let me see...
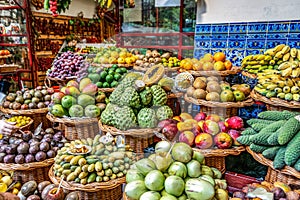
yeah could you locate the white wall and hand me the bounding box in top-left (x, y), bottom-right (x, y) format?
top-left (31, 0), bottom-right (97, 18)
top-left (197, 0), bottom-right (300, 24)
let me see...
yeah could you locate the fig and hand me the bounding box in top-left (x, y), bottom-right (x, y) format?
top-left (6, 144), bottom-right (17, 154)
top-left (46, 150), bottom-right (56, 158)
top-left (45, 128), bottom-right (54, 135)
top-left (41, 184), bottom-right (56, 200)
top-left (15, 154), bottom-right (25, 164)
top-left (43, 134), bottom-right (53, 139)
top-left (0, 145), bottom-right (7, 153)
top-left (21, 180), bottom-right (37, 196)
top-left (46, 187), bottom-right (65, 200)
top-left (28, 139), bottom-right (39, 145)
top-left (0, 153), bottom-right (5, 162)
top-left (39, 142), bottom-right (50, 152)
top-left (272, 187), bottom-right (286, 200)
top-left (37, 181), bottom-right (51, 194)
top-left (22, 132), bottom-right (32, 142)
top-left (3, 155), bottom-right (15, 163)
top-left (27, 195), bottom-right (40, 200)
top-left (53, 133), bottom-right (63, 142)
top-left (35, 151), bottom-right (46, 162)
top-left (41, 138), bottom-right (51, 143)
top-left (17, 142), bottom-right (30, 154)
top-left (25, 154), bottom-right (35, 163)
top-left (14, 138), bottom-right (24, 145)
top-left (29, 145), bottom-right (40, 154)
top-left (9, 137), bottom-right (17, 144)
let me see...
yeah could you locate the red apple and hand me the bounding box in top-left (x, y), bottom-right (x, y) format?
top-left (51, 92), bottom-right (65, 104)
top-left (158, 119), bottom-right (178, 130)
top-left (162, 124), bottom-right (179, 141)
top-left (203, 120), bottom-right (220, 135)
top-left (179, 131), bottom-right (195, 146)
top-left (218, 121), bottom-right (229, 133)
top-left (205, 114), bottom-right (221, 122)
top-left (195, 133), bottom-right (214, 149)
top-left (194, 112), bottom-right (207, 122)
top-left (228, 129), bottom-right (242, 146)
top-left (214, 132), bottom-right (233, 149)
top-left (226, 116), bottom-right (244, 130)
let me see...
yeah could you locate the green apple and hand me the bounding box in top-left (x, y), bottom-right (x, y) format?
top-left (220, 90), bottom-right (235, 102)
top-left (233, 90), bottom-right (246, 101)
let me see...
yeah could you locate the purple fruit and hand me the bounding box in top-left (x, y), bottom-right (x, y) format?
top-left (25, 154), bottom-right (35, 163)
top-left (35, 151), bottom-right (46, 162)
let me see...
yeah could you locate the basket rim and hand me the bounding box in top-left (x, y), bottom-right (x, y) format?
top-left (46, 76), bottom-right (77, 83)
top-left (133, 65), bottom-right (180, 72)
top-left (251, 90), bottom-right (300, 108)
top-left (98, 88), bottom-right (115, 92)
top-left (98, 120), bottom-right (160, 137)
top-left (246, 146), bottom-right (300, 179)
top-left (193, 146), bottom-right (246, 157)
top-left (0, 158), bottom-right (54, 171)
top-left (90, 63), bottom-right (133, 68)
top-left (181, 66), bottom-right (240, 76)
top-left (184, 94), bottom-right (254, 108)
top-left (241, 70), bottom-right (257, 79)
top-left (18, 118), bottom-right (34, 130)
top-left (46, 113), bottom-right (99, 126)
top-left (49, 165), bottom-right (126, 192)
top-left (0, 106), bottom-right (49, 115)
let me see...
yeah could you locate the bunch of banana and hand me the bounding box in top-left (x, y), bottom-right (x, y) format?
top-left (277, 60), bottom-right (300, 78)
top-left (241, 54), bottom-right (274, 74)
top-left (97, 0), bottom-right (113, 8)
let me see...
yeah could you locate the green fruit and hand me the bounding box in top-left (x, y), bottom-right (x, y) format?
top-left (112, 64), bottom-right (118, 69)
top-left (115, 68), bottom-right (122, 74)
top-left (120, 67), bottom-right (127, 74)
top-left (61, 95), bottom-right (77, 109)
top-left (77, 94), bottom-right (96, 107)
top-left (105, 75), bottom-right (114, 83)
top-left (87, 67), bottom-right (94, 73)
top-left (108, 70), bottom-right (115, 75)
top-left (110, 81), bottom-right (118, 88)
top-left (69, 105), bottom-right (84, 117)
top-left (100, 71), bottom-right (108, 80)
top-left (85, 105), bottom-right (101, 118)
top-left (88, 73), bottom-right (101, 84)
top-left (103, 82), bottom-right (110, 88)
top-left (51, 104), bottom-right (65, 117)
top-left (96, 82), bottom-right (103, 88)
top-left (114, 73), bottom-right (122, 81)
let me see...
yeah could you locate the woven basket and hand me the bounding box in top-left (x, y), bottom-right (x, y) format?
top-left (45, 76), bottom-right (77, 88)
top-left (99, 120), bottom-right (158, 157)
top-left (0, 107), bottom-right (50, 129)
top-left (184, 94), bottom-right (254, 118)
top-left (0, 158), bottom-right (54, 184)
top-left (46, 114), bottom-right (99, 140)
top-left (246, 146), bottom-right (300, 186)
top-left (193, 146), bottom-right (245, 174)
top-left (18, 118), bottom-right (34, 131)
top-left (91, 63), bottom-right (133, 69)
top-left (49, 166), bottom-right (124, 200)
top-left (133, 65), bottom-right (180, 72)
top-left (250, 90), bottom-right (300, 112)
top-left (182, 66), bottom-right (241, 77)
top-left (241, 70), bottom-right (257, 79)
top-left (98, 88), bottom-right (115, 93)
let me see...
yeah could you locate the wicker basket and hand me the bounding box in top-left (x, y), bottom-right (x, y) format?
top-left (18, 118), bottom-right (34, 131)
top-left (0, 158), bottom-right (54, 184)
top-left (246, 146), bottom-right (300, 186)
top-left (251, 90), bottom-right (300, 112)
top-left (98, 88), bottom-right (115, 93)
top-left (0, 107), bottom-right (50, 129)
top-left (99, 120), bottom-right (158, 157)
top-left (193, 146), bottom-right (245, 174)
top-left (181, 66), bottom-right (241, 77)
top-left (184, 94), bottom-right (254, 118)
top-left (133, 65), bottom-right (180, 72)
top-left (241, 71), bottom-right (257, 79)
top-left (49, 166), bottom-right (124, 200)
top-left (91, 63), bottom-right (133, 69)
top-left (45, 76), bottom-right (77, 88)
top-left (46, 114), bottom-right (99, 141)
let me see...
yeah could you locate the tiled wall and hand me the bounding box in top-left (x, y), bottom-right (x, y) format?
top-left (194, 20), bottom-right (300, 67)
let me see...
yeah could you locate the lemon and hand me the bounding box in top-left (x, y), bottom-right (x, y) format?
top-left (0, 183), bottom-right (7, 193)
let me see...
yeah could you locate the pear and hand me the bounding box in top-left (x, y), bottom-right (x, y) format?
top-left (220, 90), bottom-right (235, 102)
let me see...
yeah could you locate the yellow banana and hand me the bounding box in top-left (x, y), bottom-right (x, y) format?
top-left (277, 93), bottom-right (285, 99)
top-left (274, 44), bottom-right (286, 53)
top-left (278, 62), bottom-right (291, 70)
top-left (264, 55), bottom-right (273, 61)
top-left (296, 80), bottom-right (300, 87)
top-left (253, 55), bottom-right (260, 60)
top-left (266, 84), bottom-right (278, 91)
top-left (282, 52), bottom-right (290, 61)
top-left (274, 87), bottom-right (283, 93)
top-left (283, 86), bottom-right (291, 93)
top-left (107, 0), bottom-right (112, 8)
top-left (277, 81), bottom-right (286, 88)
top-left (291, 61), bottom-right (299, 69)
top-left (264, 49), bottom-right (275, 56)
top-left (289, 56), bottom-right (294, 62)
top-left (281, 45), bottom-right (291, 54)
top-left (285, 78), bottom-right (294, 87)
top-left (290, 48), bottom-right (297, 58)
top-left (274, 51), bottom-right (284, 60)
top-left (269, 60), bottom-right (276, 65)
top-left (297, 49), bottom-right (300, 60)
top-left (291, 68), bottom-right (300, 78)
top-left (291, 86), bottom-right (300, 94)
top-left (256, 55), bottom-right (265, 61)
top-left (281, 67), bottom-right (292, 77)
top-left (243, 55), bottom-right (254, 61)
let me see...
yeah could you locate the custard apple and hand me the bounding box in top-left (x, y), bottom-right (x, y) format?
top-left (137, 108), bottom-right (158, 128)
top-left (114, 106), bottom-right (137, 130)
top-left (100, 103), bottom-right (119, 126)
top-left (120, 86), bottom-right (141, 109)
top-left (139, 87), bottom-right (152, 106)
top-left (151, 85), bottom-right (167, 106)
top-left (109, 85), bottom-right (125, 104)
top-left (119, 76), bottom-right (138, 89)
top-left (156, 105), bottom-right (173, 121)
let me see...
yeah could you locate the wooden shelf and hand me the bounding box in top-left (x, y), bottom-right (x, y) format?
top-left (0, 43), bottom-right (27, 47)
top-left (0, 5), bottom-right (25, 10)
top-left (0, 34), bottom-right (27, 37)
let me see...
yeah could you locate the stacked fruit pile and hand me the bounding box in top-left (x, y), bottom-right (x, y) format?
top-left (5, 116), bottom-right (32, 128)
top-left (49, 78), bottom-right (106, 118)
top-left (93, 46), bottom-right (136, 65)
top-left (179, 52), bottom-right (233, 71)
top-left (53, 134), bottom-right (134, 184)
top-left (124, 141), bottom-right (229, 200)
top-left (0, 171), bottom-right (18, 194)
top-left (238, 110), bottom-right (300, 171)
top-left (0, 128), bottom-right (66, 164)
top-left (0, 50), bottom-right (10, 57)
top-left (47, 51), bottom-right (85, 80)
top-left (186, 76), bottom-right (251, 102)
top-left (232, 181), bottom-right (300, 200)
top-left (100, 72), bottom-right (174, 130)
top-left (17, 180), bottom-right (79, 200)
top-left (1, 86), bottom-right (54, 110)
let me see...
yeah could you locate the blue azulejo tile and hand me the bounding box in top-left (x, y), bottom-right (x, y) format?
top-left (228, 40), bottom-right (245, 48)
top-left (226, 49), bottom-right (245, 66)
top-left (288, 40), bottom-right (300, 48)
top-left (268, 23), bottom-right (290, 32)
top-left (211, 40), bottom-right (227, 48)
top-left (248, 23), bottom-right (267, 32)
top-left (194, 38), bottom-right (211, 48)
top-left (290, 22), bottom-right (300, 31)
top-left (246, 49), bottom-right (264, 55)
top-left (211, 24), bottom-right (229, 33)
top-left (266, 40), bottom-right (288, 48)
top-left (229, 34), bottom-right (246, 40)
top-left (246, 40), bottom-right (265, 49)
top-left (195, 34), bottom-right (211, 39)
top-left (211, 48), bottom-right (227, 55)
top-left (195, 24), bottom-right (211, 34)
top-left (266, 33), bottom-right (288, 39)
top-left (194, 48), bottom-right (211, 59)
top-left (229, 24), bottom-right (247, 33)
top-left (247, 34), bottom-right (266, 39)
top-left (211, 33), bottom-right (229, 39)
top-left (288, 33), bottom-right (300, 39)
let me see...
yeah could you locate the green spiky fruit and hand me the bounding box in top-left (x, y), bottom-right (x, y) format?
top-left (139, 87), bottom-right (152, 106)
top-left (120, 87), bottom-right (141, 109)
top-left (109, 85), bottom-right (125, 104)
top-left (137, 108), bottom-right (158, 128)
top-left (114, 106), bottom-right (137, 130)
top-left (100, 103), bottom-right (119, 126)
top-left (151, 85), bottom-right (167, 106)
top-left (156, 105), bottom-right (173, 121)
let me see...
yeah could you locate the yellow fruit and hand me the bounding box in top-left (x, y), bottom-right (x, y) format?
top-left (0, 183), bottom-right (7, 193)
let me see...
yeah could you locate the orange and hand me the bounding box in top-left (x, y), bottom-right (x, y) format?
top-left (224, 60), bottom-right (232, 70)
top-left (213, 52), bottom-right (226, 62)
top-left (213, 61), bottom-right (226, 71)
top-left (202, 62), bottom-right (214, 71)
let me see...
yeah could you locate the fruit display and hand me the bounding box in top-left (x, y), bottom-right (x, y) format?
top-left (241, 44), bottom-right (300, 75)
top-left (0, 128), bottom-right (67, 164)
top-left (93, 46), bottom-right (136, 65)
top-left (5, 116), bottom-right (32, 128)
top-left (124, 141), bottom-right (229, 200)
top-left (18, 180), bottom-right (79, 200)
top-left (237, 110), bottom-right (300, 171)
top-left (161, 112), bottom-right (244, 149)
top-left (174, 71), bottom-right (194, 92)
top-left (44, 0), bottom-right (72, 17)
top-left (52, 134), bottom-right (135, 184)
top-left (49, 78), bottom-right (106, 118)
top-left (0, 170), bottom-right (19, 194)
top-left (232, 181), bottom-right (300, 200)
top-left (0, 50), bottom-right (10, 57)
top-left (179, 52), bottom-right (233, 71)
top-left (100, 71), bottom-right (174, 130)
top-left (1, 86), bottom-right (54, 110)
top-left (77, 64), bottom-right (128, 88)
top-left (47, 51), bottom-right (85, 80)
top-left (186, 76), bottom-right (251, 102)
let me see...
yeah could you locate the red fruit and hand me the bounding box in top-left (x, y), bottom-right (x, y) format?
top-left (228, 129), bottom-right (242, 146)
top-left (214, 132), bottom-right (233, 149)
top-left (51, 92), bottom-right (65, 104)
top-left (179, 131), bottom-right (195, 146)
top-left (218, 121), bottom-right (229, 133)
top-left (158, 119), bottom-right (178, 130)
top-left (203, 120), bottom-right (220, 135)
top-left (47, 87), bottom-right (55, 95)
top-left (205, 114), bottom-right (221, 122)
top-left (194, 112), bottom-right (207, 122)
top-left (226, 116), bottom-right (244, 130)
top-left (191, 127), bottom-right (201, 136)
top-left (162, 124), bottom-right (179, 141)
top-left (195, 133), bottom-right (214, 149)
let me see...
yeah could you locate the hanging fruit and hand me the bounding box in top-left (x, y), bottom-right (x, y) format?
top-left (44, 0), bottom-right (72, 17)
